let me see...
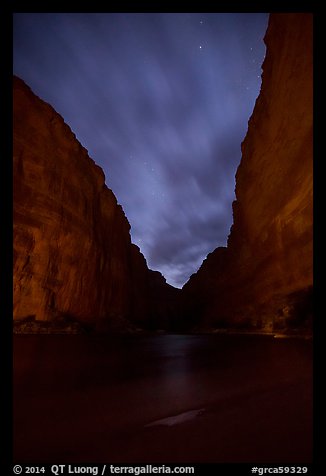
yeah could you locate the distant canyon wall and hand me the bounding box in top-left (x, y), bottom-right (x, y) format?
top-left (13, 76), bottom-right (179, 332)
top-left (182, 13), bottom-right (313, 332)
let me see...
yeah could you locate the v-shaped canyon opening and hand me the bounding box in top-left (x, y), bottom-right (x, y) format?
top-left (13, 13), bottom-right (312, 336)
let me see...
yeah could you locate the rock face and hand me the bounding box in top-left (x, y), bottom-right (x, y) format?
top-left (13, 76), bottom-right (179, 331)
top-left (183, 13), bottom-right (313, 333)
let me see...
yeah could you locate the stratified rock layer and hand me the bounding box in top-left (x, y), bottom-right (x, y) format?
top-left (183, 13), bottom-right (313, 333)
top-left (13, 76), bottom-right (179, 331)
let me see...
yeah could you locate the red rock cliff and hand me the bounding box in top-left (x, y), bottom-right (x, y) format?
top-left (13, 76), bottom-right (179, 331)
top-left (183, 13), bottom-right (313, 333)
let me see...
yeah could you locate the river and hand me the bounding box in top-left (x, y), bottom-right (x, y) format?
top-left (13, 333), bottom-right (312, 463)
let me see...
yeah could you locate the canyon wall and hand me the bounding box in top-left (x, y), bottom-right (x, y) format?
top-left (13, 13), bottom-right (313, 334)
top-left (13, 76), bottom-right (179, 332)
top-left (183, 13), bottom-right (313, 333)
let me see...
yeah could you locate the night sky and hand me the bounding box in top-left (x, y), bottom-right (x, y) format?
top-left (13, 13), bottom-right (269, 288)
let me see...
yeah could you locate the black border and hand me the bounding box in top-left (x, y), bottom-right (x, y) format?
top-left (1, 3), bottom-right (14, 474)
top-left (4, 2), bottom-right (319, 474)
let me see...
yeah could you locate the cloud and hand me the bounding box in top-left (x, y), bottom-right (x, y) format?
top-left (13, 12), bottom-right (269, 287)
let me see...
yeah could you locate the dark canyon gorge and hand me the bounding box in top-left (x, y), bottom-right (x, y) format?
top-left (13, 13), bottom-right (313, 335)
top-left (12, 12), bottom-right (313, 467)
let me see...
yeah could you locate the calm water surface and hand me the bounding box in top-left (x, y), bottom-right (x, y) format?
top-left (13, 334), bottom-right (312, 463)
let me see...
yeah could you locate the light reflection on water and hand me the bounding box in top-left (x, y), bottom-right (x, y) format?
top-left (14, 333), bottom-right (312, 413)
top-left (13, 333), bottom-right (313, 463)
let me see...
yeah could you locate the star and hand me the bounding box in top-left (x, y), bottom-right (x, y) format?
top-left (199, 45), bottom-right (202, 49)
top-left (200, 20), bottom-right (203, 24)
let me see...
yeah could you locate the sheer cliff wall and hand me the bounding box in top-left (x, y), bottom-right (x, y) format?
top-left (13, 76), bottom-right (179, 331)
top-left (183, 13), bottom-right (313, 333)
